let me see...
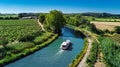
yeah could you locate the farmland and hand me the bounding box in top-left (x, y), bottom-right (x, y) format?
top-left (0, 19), bottom-right (41, 42)
top-left (91, 21), bottom-right (120, 31)
top-left (111, 34), bottom-right (120, 43)
top-left (93, 18), bottom-right (120, 22)
top-left (83, 16), bottom-right (120, 22)
top-left (0, 20), bottom-right (37, 25)
top-left (0, 19), bottom-right (59, 66)
top-left (0, 14), bottom-right (18, 18)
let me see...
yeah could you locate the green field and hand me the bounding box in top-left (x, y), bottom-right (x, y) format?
top-left (0, 14), bottom-right (18, 18)
top-left (83, 16), bottom-right (120, 22)
top-left (0, 19), bottom-right (37, 25)
top-left (0, 19), bottom-right (46, 64)
top-left (0, 19), bottom-right (41, 42)
top-left (93, 18), bottom-right (120, 22)
top-left (0, 18), bottom-right (57, 66)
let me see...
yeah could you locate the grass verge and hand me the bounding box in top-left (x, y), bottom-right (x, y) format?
top-left (86, 39), bottom-right (98, 67)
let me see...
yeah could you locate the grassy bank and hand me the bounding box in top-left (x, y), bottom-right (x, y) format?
top-left (65, 24), bottom-right (90, 67)
top-left (68, 38), bottom-right (89, 67)
top-left (0, 33), bottom-right (58, 66)
top-left (67, 24), bottom-right (100, 67)
top-left (66, 24), bottom-right (90, 67)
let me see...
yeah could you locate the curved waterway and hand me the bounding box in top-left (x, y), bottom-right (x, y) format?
top-left (5, 27), bottom-right (84, 67)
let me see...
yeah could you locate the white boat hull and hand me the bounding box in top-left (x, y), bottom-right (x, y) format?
top-left (60, 40), bottom-right (72, 50)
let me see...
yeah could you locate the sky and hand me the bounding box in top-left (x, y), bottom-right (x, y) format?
top-left (0, 0), bottom-right (120, 14)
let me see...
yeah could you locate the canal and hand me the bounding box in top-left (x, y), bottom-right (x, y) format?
top-left (5, 27), bottom-right (84, 67)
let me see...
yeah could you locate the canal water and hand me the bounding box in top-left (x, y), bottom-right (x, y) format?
top-left (5, 27), bottom-right (84, 67)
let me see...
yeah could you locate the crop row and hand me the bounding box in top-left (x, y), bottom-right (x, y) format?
top-left (0, 19), bottom-right (41, 42)
top-left (0, 19), bottom-right (37, 25)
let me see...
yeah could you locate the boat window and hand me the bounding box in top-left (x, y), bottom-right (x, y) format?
top-left (62, 45), bottom-right (66, 47)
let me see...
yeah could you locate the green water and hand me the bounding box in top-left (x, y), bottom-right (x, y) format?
top-left (5, 27), bottom-right (84, 67)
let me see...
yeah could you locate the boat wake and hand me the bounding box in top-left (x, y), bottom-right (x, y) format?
top-left (55, 49), bottom-right (64, 56)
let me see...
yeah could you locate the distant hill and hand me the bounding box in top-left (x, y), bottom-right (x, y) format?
top-left (81, 12), bottom-right (120, 18)
top-left (64, 12), bottom-right (120, 19)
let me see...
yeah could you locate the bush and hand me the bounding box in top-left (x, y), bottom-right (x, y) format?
top-left (34, 32), bottom-right (53, 44)
top-left (114, 26), bottom-right (120, 34)
top-left (7, 42), bottom-right (35, 54)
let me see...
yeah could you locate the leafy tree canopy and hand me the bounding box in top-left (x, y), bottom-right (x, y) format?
top-left (38, 13), bottom-right (45, 24)
top-left (44, 10), bottom-right (65, 33)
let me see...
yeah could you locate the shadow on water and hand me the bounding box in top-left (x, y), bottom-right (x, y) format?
top-left (61, 26), bottom-right (85, 39)
top-left (66, 43), bottom-right (73, 51)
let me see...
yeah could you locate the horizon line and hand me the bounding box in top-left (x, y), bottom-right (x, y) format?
top-left (0, 11), bottom-right (120, 15)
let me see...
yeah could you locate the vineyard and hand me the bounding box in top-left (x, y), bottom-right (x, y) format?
top-left (0, 19), bottom-right (42, 42)
top-left (0, 20), bottom-right (36, 25)
top-left (0, 19), bottom-right (42, 60)
top-left (0, 19), bottom-right (59, 66)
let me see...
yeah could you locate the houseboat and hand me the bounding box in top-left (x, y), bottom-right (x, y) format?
top-left (60, 40), bottom-right (71, 50)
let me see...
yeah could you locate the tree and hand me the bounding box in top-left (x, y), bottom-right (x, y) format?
top-left (0, 17), bottom-right (3, 19)
top-left (74, 15), bottom-right (82, 26)
top-left (38, 13), bottom-right (45, 24)
top-left (44, 10), bottom-right (65, 34)
top-left (92, 18), bottom-right (95, 21)
top-left (75, 14), bottom-right (82, 19)
top-left (114, 26), bottom-right (120, 34)
top-left (66, 14), bottom-right (90, 27)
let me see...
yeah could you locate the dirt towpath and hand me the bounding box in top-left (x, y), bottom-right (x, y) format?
top-left (77, 38), bottom-right (92, 67)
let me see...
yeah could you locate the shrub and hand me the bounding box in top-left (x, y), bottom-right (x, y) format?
top-left (7, 42), bottom-right (35, 54)
top-left (114, 26), bottom-right (120, 34)
top-left (34, 32), bottom-right (53, 44)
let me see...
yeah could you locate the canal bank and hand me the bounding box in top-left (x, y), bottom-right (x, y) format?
top-left (65, 24), bottom-right (93, 67)
top-left (5, 27), bottom-right (85, 67)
